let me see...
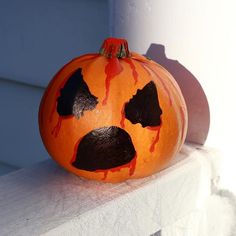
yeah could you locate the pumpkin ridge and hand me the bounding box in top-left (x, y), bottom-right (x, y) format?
top-left (179, 105), bottom-right (187, 145)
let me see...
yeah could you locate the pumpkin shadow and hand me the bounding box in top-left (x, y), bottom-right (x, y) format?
top-left (145, 44), bottom-right (210, 145)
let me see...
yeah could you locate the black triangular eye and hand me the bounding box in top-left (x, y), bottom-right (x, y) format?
top-left (124, 81), bottom-right (162, 127)
top-left (57, 68), bottom-right (98, 118)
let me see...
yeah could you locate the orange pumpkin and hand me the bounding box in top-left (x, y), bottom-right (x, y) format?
top-left (39, 38), bottom-right (188, 183)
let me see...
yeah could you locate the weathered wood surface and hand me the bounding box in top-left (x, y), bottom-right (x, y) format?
top-left (0, 144), bottom-right (219, 235)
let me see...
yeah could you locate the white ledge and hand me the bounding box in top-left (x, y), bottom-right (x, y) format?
top-left (0, 144), bottom-right (219, 236)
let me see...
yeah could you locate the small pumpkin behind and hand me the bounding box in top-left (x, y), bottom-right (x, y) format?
top-left (39, 37), bottom-right (188, 183)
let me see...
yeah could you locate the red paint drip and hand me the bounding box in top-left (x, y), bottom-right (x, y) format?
top-left (120, 103), bottom-right (127, 128)
top-left (51, 115), bottom-right (74, 138)
top-left (95, 154), bottom-right (137, 180)
top-left (100, 38), bottom-right (132, 105)
top-left (147, 125), bottom-right (162, 153)
top-left (102, 57), bottom-right (123, 105)
top-left (51, 116), bottom-right (63, 137)
top-left (101, 170), bottom-right (109, 180)
top-left (134, 59), bottom-right (173, 107)
top-left (129, 153), bottom-right (137, 176)
top-left (71, 138), bottom-right (82, 164)
top-left (123, 58), bottom-right (138, 84)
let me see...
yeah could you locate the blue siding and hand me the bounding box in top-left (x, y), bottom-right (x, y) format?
top-left (0, 0), bottom-right (109, 87)
top-left (0, 79), bottom-right (49, 167)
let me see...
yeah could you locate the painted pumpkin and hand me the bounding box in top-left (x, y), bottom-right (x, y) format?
top-left (39, 38), bottom-right (188, 183)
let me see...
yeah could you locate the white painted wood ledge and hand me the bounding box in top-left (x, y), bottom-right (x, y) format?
top-left (0, 144), bottom-right (220, 236)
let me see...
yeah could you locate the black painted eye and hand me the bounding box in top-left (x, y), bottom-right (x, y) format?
top-left (124, 81), bottom-right (162, 127)
top-left (57, 68), bottom-right (98, 118)
top-left (72, 126), bottom-right (136, 171)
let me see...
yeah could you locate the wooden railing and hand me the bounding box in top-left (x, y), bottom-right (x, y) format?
top-left (0, 144), bottom-right (220, 235)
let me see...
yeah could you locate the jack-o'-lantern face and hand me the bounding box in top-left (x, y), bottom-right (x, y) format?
top-left (39, 38), bottom-right (187, 183)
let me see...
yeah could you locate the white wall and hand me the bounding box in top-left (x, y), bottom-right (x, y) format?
top-left (110, 0), bottom-right (236, 190)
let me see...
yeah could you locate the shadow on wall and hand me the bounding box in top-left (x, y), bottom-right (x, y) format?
top-left (146, 44), bottom-right (210, 145)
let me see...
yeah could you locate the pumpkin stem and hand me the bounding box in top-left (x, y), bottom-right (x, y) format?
top-left (99, 38), bottom-right (130, 58)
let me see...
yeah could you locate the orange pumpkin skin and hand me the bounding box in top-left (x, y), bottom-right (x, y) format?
top-left (39, 38), bottom-right (187, 183)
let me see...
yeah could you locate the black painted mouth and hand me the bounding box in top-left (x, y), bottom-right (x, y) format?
top-left (72, 126), bottom-right (136, 171)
